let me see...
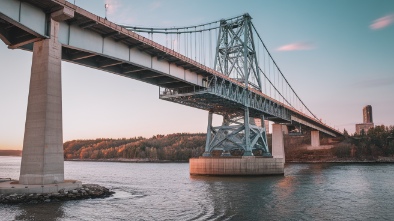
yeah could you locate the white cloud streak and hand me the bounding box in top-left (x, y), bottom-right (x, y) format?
top-left (370, 14), bottom-right (394, 30)
top-left (276, 42), bottom-right (315, 51)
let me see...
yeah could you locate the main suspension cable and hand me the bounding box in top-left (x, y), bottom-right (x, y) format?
top-left (252, 23), bottom-right (321, 122)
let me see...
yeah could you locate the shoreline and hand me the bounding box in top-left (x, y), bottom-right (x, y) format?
top-left (5, 156), bottom-right (394, 164)
top-left (66, 158), bottom-right (394, 164)
top-left (286, 161), bottom-right (394, 164)
top-left (65, 158), bottom-right (189, 163)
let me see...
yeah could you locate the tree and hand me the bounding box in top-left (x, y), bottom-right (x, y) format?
top-left (343, 129), bottom-right (349, 138)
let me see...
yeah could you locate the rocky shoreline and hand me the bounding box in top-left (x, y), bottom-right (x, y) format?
top-left (66, 158), bottom-right (188, 163)
top-left (0, 184), bottom-right (114, 204)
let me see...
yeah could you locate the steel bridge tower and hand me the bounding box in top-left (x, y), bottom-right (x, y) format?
top-left (204, 14), bottom-right (270, 157)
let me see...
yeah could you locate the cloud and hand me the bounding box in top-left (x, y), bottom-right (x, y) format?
top-left (276, 42), bottom-right (315, 51)
top-left (370, 14), bottom-right (394, 30)
top-left (353, 76), bottom-right (394, 88)
top-left (149, 1), bottom-right (162, 10)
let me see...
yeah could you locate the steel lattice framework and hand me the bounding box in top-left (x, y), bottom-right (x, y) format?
top-left (161, 14), bottom-right (275, 156)
top-left (215, 14), bottom-right (261, 91)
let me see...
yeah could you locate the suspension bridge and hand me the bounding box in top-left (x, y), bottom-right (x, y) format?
top-left (0, 0), bottom-right (342, 189)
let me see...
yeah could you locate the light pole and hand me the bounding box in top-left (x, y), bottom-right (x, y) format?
top-left (105, 4), bottom-right (109, 20)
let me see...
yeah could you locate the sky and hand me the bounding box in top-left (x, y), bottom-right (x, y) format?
top-left (0, 0), bottom-right (393, 150)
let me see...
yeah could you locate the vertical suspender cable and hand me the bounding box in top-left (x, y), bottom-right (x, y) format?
top-left (194, 27), bottom-right (197, 61)
top-left (208, 25), bottom-right (210, 68)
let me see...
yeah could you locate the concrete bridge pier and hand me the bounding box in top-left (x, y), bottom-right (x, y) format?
top-left (311, 130), bottom-right (320, 147)
top-left (272, 124), bottom-right (285, 160)
top-left (19, 18), bottom-right (64, 185)
top-left (189, 122), bottom-right (285, 176)
top-left (1, 8), bottom-right (81, 194)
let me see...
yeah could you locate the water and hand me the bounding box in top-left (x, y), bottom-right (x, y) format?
top-left (1, 157), bottom-right (394, 221)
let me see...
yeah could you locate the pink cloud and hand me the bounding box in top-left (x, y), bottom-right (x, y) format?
top-left (370, 14), bottom-right (394, 30)
top-left (150, 1), bottom-right (162, 10)
top-left (276, 42), bottom-right (315, 51)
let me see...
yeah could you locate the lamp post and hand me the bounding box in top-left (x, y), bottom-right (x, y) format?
top-left (105, 4), bottom-right (109, 20)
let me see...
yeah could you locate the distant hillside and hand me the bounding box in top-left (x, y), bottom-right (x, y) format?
top-left (0, 150), bottom-right (22, 156)
top-left (63, 133), bottom-right (206, 161)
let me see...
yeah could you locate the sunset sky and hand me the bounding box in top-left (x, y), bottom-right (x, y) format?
top-left (0, 0), bottom-right (393, 150)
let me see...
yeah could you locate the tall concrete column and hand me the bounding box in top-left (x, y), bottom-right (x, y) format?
top-left (311, 130), bottom-right (320, 147)
top-left (202, 111), bottom-right (213, 157)
top-left (272, 124), bottom-right (285, 159)
top-left (19, 19), bottom-right (64, 185)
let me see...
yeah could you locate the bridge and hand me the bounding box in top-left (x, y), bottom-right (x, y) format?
top-left (0, 0), bottom-right (341, 186)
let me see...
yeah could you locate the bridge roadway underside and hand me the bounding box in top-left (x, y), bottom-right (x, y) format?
top-left (160, 90), bottom-right (289, 121)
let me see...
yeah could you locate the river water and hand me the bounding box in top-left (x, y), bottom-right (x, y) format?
top-left (1, 156), bottom-right (394, 221)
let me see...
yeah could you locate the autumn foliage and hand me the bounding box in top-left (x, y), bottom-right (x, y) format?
top-left (63, 133), bottom-right (206, 161)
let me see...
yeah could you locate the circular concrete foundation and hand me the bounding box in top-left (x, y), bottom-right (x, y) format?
top-left (190, 156), bottom-right (284, 176)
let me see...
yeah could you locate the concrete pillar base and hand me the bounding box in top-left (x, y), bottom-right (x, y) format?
top-left (19, 174), bottom-right (64, 186)
top-left (190, 157), bottom-right (284, 176)
top-left (0, 180), bottom-right (82, 194)
top-left (311, 130), bottom-right (320, 147)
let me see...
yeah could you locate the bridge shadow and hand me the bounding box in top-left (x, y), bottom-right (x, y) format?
top-left (13, 202), bottom-right (64, 221)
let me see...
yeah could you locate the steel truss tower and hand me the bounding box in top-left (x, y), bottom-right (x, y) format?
top-left (203, 14), bottom-right (270, 157)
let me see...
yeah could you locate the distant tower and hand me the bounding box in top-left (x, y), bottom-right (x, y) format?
top-left (363, 105), bottom-right (373, 123)
top-left (356, 105), bottom-right (374, 134)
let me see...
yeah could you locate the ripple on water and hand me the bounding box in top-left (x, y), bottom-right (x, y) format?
top-left (1, 158), bottom-right (394, 220)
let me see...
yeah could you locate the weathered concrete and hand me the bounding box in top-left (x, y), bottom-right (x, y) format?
top-left (0, 180), bottom-right (81, 194)
top-left (19, 19), bottom-right (64, 185)
top-left (190, 157), bottom-right (284, 176)
top-left (272, 124), bottom-right (285, 159)
top-left (311, 130), bottom-right (320, 147)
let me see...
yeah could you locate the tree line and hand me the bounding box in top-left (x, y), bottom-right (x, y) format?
top-left (63, 133), bottom-right (206, 161)
top-left (332, 125), bottom-right (394, 160)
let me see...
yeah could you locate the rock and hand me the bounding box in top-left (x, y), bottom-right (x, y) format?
top-left (1, 184), bottom-right (114, 204)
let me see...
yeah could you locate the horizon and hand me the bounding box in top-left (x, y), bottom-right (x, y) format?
top-left (1, 0), bottom-right (394, 150)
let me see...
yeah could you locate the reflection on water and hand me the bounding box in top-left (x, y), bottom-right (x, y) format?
top-left (14, 202), bottom-right (64, 221)
top-left (1, 157), bottom-right (394, 221)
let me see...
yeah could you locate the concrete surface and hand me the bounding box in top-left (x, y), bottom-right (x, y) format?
top-left (19, 19), bottom-right (64, 185)
top-left (190, 157), bottom-right (284, 176)
top-left (311, 130), bottom-right (320, 147)
top-left (272, 124), bottom-right (285, 159)
top-left (0, 180), bottom-right (82, 194)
